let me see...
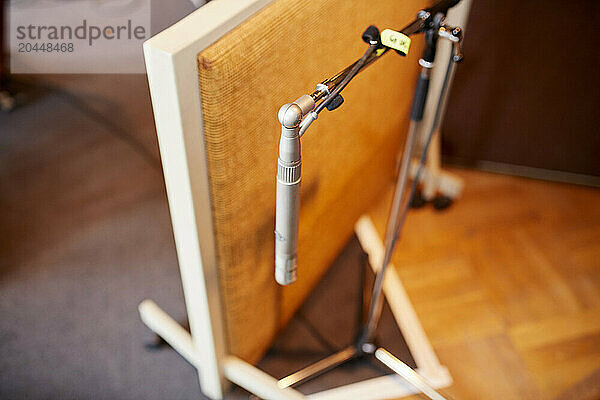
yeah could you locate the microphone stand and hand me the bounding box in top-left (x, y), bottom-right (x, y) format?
top-left (359, 15), bottom-right (464, 349)
top-left (273, 2), bottom-right (464, 398)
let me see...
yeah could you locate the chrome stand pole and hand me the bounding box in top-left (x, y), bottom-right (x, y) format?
top-left (359, 19), bottom-right (440, 345)
top-left (359, 23), bottom-right (463, 349)
top-left (360, 112), bottom-right (423, 345)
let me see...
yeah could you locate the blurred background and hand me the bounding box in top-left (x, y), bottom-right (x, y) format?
top-left (1, 0), bottom-right (599, 399)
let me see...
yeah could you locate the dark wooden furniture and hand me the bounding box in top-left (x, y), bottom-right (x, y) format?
top-left (442, 0), bottom-right (600, 180)
top-left (0, 0), bottom-right (5, 87)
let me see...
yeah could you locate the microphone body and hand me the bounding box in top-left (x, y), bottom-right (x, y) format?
top-left (275, 96), bottom-right (314, 285)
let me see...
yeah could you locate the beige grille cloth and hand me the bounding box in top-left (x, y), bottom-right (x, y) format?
top-left (198, 0), bottom-right (426, 363)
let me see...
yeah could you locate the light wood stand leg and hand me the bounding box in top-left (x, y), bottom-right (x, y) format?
top-left (410, 144), bottom-right (464, 202)
top-left (139, 300), bottom-right (307, 400)
top-left (139, 215), bottom-right (451, 400)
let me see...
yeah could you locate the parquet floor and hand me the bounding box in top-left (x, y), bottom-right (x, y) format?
top-left (367, 169), bottom-right (600, 399)
top-left (2, 75), bottom-right (598, 399)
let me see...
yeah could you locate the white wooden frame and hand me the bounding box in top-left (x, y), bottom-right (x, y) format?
top-left (139, 215), bottom-right (452, 400)
top-left (141, 0), bottom-right (456, 398)
top-left (142, 1), bottom-right (272, 397)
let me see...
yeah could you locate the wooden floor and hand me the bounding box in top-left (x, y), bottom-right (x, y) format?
top-left (367, 168), bottom-right (600, 400)
top-left (2, 76), bottom-right (599, 399)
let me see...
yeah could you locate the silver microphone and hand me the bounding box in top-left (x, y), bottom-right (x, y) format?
top-left (275, 95), bottom-right (315, 285)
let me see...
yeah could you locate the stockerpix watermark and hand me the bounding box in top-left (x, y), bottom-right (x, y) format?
top-left (9, 0), bottom-right (150, 73)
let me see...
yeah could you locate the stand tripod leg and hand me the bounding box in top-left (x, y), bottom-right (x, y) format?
top-left (277, 346), bottom-right (357, 389)
top-left (375, 348), bottom-right (448, 400)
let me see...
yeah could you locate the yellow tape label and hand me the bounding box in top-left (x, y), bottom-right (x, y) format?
top-left (381, 29), bottom-right (411, 55)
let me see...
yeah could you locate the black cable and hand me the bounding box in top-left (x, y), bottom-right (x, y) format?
top-left (12, 77), bottom-right (162, 171)
top-left (295, 311), bottom-right (339, 353)
top-left (59, 90), bottom-right (162, 171)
